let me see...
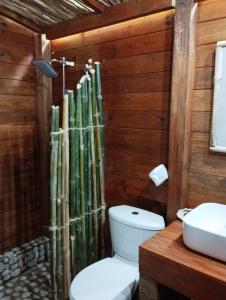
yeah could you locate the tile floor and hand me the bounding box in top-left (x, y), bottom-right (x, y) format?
top-left (0, 261), bottom-right (50, 300)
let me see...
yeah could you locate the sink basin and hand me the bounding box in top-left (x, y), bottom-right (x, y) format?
top-left (183, 203), bottom-right (226, 262)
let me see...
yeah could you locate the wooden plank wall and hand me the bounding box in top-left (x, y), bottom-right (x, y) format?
top-left (188, 0), bottom-right (226, 207)
top-left (0, 15), bottom-right (42, 252)
top-left (51, 9), bottom-right (175, 219)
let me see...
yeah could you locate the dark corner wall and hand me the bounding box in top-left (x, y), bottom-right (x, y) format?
top-left (51, 9), bottom-right (175, 221)
top-left (0, 15), bottom-right (43, 252)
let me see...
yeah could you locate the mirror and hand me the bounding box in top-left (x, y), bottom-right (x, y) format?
top-left (210, 41), bottom-right (226, 153)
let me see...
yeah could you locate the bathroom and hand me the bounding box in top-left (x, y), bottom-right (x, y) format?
top-left (0, 0), bottom-right (226, 299)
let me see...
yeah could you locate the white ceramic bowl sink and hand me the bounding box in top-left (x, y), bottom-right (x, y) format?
top-left (183, 203), bottom-right (226, 262)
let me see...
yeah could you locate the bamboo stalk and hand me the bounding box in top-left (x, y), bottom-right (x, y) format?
top-left (61, 93), bottom-right (71, 299)
top-left (77, 78), bottom-right (87, 269)
top-left (87, 75), bottom-right (94, 264)
top-left (75, 83), bottom-right (82, 272)
top-left (50, 106), bottom-right (59, 300)
top-left (89, 69), bottom-right (99, 261)
top-left (94, 62), bottom-right (105, 259)
top-left (56, 128), bottom-right (63, 299)
top-left (68, 90), bottom-right (77, 276)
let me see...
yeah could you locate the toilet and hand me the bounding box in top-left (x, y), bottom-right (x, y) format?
top-left (69, 205), bottom-right (165, 300)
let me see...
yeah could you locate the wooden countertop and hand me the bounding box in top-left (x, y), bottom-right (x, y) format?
top-left (139, 220), bottom-right (226, 300)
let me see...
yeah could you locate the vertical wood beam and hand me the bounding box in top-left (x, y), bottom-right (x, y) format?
top-left (35, 34), bottom-right (53, 233)
top-left (167, 0), bottom-right (198, 223)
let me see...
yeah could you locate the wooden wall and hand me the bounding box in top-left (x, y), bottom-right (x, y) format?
top-left (51, 9), bottom-right (174, 218)
top-left (188, 0), bottom-right (226, 207)
top-left (0, 16), bottom-right (43, 252)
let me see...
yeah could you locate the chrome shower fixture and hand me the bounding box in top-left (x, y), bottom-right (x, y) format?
top-left (32, 57), bottom-right (75, 97)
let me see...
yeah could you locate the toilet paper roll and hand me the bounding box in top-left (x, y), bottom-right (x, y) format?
top-left (149, 164), bottom-right (168, 186)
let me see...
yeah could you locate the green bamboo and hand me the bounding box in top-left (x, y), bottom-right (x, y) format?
top-left (78, 78), bottom-right (87, 269)
top-left (61, 93), bottom-right (71, 299)
top-left (87, 75), bottom-right (94, 264)
top-left (89, 68), bottom-right (100, 261)
top-left (56, 128), bottom-right (63, 299)
top-left (94, 62), bottom-right (105, 259)
top-left (68, 90), bottom-right (77, 276)
top-left (50, 106), bottom-right (59, 300)
top-left (75, 84), bottom-right (82, 273)
top-left (81, 75), bottom-right (90, 267)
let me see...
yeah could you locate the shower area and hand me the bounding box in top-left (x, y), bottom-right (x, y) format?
top-left (0, 0), bottom-right (173, 299)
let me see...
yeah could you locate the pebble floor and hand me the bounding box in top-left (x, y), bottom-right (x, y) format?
top-left (0, 261), bottom-right (51, 299)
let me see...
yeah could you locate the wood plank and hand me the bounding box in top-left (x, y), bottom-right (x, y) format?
top-left (45, 0), bottom-right (175, 39)
top-left (188, 170), bottom-right (226, 198)
top-left (103, 72), bottom-right (171, 93)
top-left (0, 94), bottom-right (36, 111)
top-left (105, 127), bottom-right (169, 147)
top-left (102, 51), bottom-right (172, 76)
top-left (194, 67), bottom-right (213, 89)
top-left (0, 62), bottom-right (36, 81)
top-left (188, 191), bottom-right (226, 208)
top-left (0, 138), bottom-right (39, 156)
top-left (106, 157), bottom-right (162, 182)
top-left (104, 110), bottom-right (169, 130)
top-left (197, 17), bottom-right (226, 45)
top-left (0, 111), bottom-right (37, 125)
top-left (0, 29), bottom-right (34, 50)
top-left (56, 49), bottom-right (172, 78)
top-left (0, 124), bottom-right (38, 140)
top-left (106, 173), bottom-right (168, 204)
top-left (167, 0), bottom-right (198, 223)
top-left (52, 29), bottom-right (173, 69)
top-left (0, 15), bottom-right (34, 37)
top-left (99, 29), bottom-right (173, 60)
top-left (106, 143), bottom-right (168, 166)
top-left (0, 79), bottom-right (36, 96)
top-left (0, 5), bottom-right (42, 32)
top-left (198, 0), bottom-right (226, 23)
top-left (196, 43), bottom-right (215, 68)
top-left (1, 224), bottom-right (40, 254)
top-left (49, 72), bottom-right (172, 99)
top-left (190, 152), bottom-right (226, 178)
top-left (191, 131), bottom-right (210, 154)
top-left (192, 89), bottom-right (212, 112)
top-left (192, 111), bottom-right (211, 132)
top-left (140, 221), bottom-right (226, 300)
top-left (51, 10), bottom-right (174, 52)
top-left (0, 44), bottom-right (34, 66)
top-left (104, 92), bottom-right (170, 111)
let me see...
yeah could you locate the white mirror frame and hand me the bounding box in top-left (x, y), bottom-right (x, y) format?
top-left (210, 41), bottom-right (226, 154)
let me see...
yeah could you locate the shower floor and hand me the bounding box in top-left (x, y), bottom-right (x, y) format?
top-left (0, 261), bottom-right (51, 299)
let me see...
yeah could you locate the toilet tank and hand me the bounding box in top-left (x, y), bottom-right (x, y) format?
top-left (109, 205), bottom-right (165, 263)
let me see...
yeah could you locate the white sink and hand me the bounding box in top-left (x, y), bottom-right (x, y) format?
top-left (183, 203), bottom-right (226, 262)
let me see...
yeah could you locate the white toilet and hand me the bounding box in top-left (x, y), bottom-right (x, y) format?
top-left (69, 205), bottom-right (165, 300)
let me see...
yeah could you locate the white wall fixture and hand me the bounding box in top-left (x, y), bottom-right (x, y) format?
top-left (210, 41), bottom-right (226, 153)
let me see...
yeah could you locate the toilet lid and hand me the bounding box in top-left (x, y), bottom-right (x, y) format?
top-left (70, 257), bottom-right (138, 300)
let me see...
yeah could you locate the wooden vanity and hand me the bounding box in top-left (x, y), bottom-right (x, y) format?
top-left (139, 221), bottom-right (226, 300)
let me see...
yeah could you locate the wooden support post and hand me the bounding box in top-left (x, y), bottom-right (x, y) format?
top-left (34, 34), bottom-right (53, 233)
top-left (167, 0), bottom-right (198, 223)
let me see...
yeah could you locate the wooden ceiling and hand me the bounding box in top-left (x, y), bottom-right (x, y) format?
top-left (0, 0), bottom-right (127, 26)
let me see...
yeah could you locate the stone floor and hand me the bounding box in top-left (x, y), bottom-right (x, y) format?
top-left (0, 261), bottom-right (51, 299)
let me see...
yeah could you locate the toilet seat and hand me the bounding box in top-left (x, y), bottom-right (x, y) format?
top-left (69, 255), bottom-right (139, 300)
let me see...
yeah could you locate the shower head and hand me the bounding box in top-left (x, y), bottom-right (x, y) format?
top-left (32, 59), bottom-right (58, 78)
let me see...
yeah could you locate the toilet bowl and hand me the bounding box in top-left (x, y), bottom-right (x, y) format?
top-left (70, 205), bottom-right (165, 300)
top-left (70, 255), bottom-right (139, 300)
